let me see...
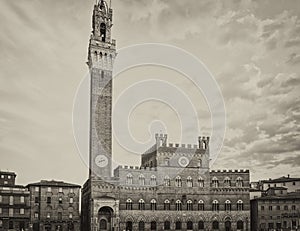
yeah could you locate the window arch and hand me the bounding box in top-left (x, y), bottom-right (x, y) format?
top-left (225, 200), bottom-right (232, 211)
top-left (237, 200), bottom-right (244, 211)
top-left (198, 177), bottom-right (204, 187)
top-left (212, 221), bottom-right (219, 230)
top-left (176, 200), bottom-right (182, 211)
top-left (138, 199), bottom-right (145, 210)
top-left (126, 199), bottom-right (132, 210)
top-left (139, 174), bottom-right (145, 186)
top-left (187, 221), bottom-right (193, 230)
top-left (164, 221), bottom-right (170, 230)
top-left (212, 200), bottom-right (219, 211)
top-left (187, 176), bottom-right (193, 187)
top-left (126, 174), bottom-right (133, 185)
top-left (212, 177), bottom-right (219, 188)
top-left (164, 199), bottom-right (170, 210)
top-left (164, 176), bottom-right (170, 186)
top-left (198, 221), bottom-right (204, 230)
top-left (100, 23), bottom-right (106, 42)
top-left (138, 221), bottom-right (145, 231)
top-left (150, 199), bottom-right (157, 210)
top-left (236, 177), bottom-right (244, 187)
top-left (187, 200), bottom-right (193, 211)
top-left (224, 177), bottom-right (231, 187)
top-left (164, 158), bottom-right (170, 166)
top-left (237, 220), bottom-right (244, 229)
top-left (150, 175), bottom-right (156, 186)
top-left (198, 200), bottom-right (204, 211)
top-left (175, 176), bottom-right (182, 187)
top-left (175, 221), bottom-right (182, 230)
top-left (150, 221), bottom-right (157, 230)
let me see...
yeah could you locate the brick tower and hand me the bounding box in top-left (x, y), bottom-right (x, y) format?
top-left (88, 0), bottom-right (116, 180)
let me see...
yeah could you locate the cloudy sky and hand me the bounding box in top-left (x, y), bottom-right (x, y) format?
top-left (0, 0), bottom-right (299, 185)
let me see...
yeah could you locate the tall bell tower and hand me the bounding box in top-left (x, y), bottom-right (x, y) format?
top-left (88, 0), bottom-right (116, 180)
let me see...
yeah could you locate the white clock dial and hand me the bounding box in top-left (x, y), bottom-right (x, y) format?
top-left (95, 155), bottom-right (108, 168)
top-left (178, 156), bottom-right (189, 167)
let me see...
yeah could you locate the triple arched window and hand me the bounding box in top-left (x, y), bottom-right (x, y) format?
top-left (126, 199), bottom-right (132, 210)
top-left (176, 200), bottom-right (182, 211)
top-left (198, 200), bottom-right (205, 211)
top-left (198, 177), bottom-right (204, 187)
top-left (164, 199), bottom-right (170, 210)
top-left (236, 177), bottom-right (244, 187)
top-left (150, 175), bottom-right (156, 186)
top-left (150, 199), bottom-right (157, 210)
top-left (225, 200), bottom-right (231, 211)
top-left (139, 174), bottom-right (145, 186)
top-left (187, 200), bottom-right (193, 211)
top-left (212, 177), bottom-right (219, 188)
top-left (175, 176), bottom-right (182, 187)
top-left (237, 200), bottom-right (244, 211)
top-left (164, 176), bottom-right (170, 186)
top-left (138, 199), bottom-right (145, 210)
top-left (224, 177), bottom-right (231, 187)
top-left (187, 176), bottom-right (193, 187)
top-left (212, 200), bottom-right (219, 211)
top-left (126, 174), bottom-right (133, 185)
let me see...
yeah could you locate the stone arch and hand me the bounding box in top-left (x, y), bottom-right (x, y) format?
top-left (98, 206), bottom-right (114, 231)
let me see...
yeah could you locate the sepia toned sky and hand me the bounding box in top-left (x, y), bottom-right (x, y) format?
top-left (0, 0), bottom-right (299, 185)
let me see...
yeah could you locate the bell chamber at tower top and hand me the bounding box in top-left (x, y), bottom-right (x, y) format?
top-left (92, 0), bottom-right (113, 44)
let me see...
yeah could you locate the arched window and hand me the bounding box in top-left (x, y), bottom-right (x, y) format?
top-left (175, 221), bottom-right (182, 230)
top-left (164, 199), bottom-right (170, 210)
top-left (175, 176), bottom-right (182, 187)
top-left (187, 176), bottom-right (193, 187)
top-left (150, 221), bottom-right (157, 230)
top-left (212, 221), bottom-right (219, 230)
top-left (212, 177), bottom-right (219, 188)
top-left (126, 199), bottom-right (132, 210)
top-left (126, 221), bottom-right (133, 231)
top-left (224, 177), bottom-right (231, 187)
top-left (237, 200), bottom-right (244, 211)
top-left (198, 177), bottom-right (204, 187)
top-left (176, 200), bottom-right (182, 211)
top-left (164, 158), bottom-right (170, 166)
top-left (138, 221), bottom-right (145, 231)
top-left (100, 23), bottom-right (106, 42)
top-left (164, 176), bottom-right (170, 186)
top-left (225, 200), bottom-right (231, 211)
top-left (164, 221), bottom-right (171, 230)
top-left (236, 177), bottom-right (243, 187)
top-left (212, 200), bottom-right (219, 211)
top-left (150, 175), bottom-right (156, 186)
top-left (126, 174), bottom-right (133, 185)
top-left (237, 220), bottom-right (244, 230)
top-left (187, 221), bottom-right (193, 230)
top-left (138, 199), bottom-right (145, 210)
top-left (99, 219), bottom-right (107, 229)
top-left (198, 221), bottom-right (205, 230)
top-left (198, 200), bottom-right (204, 211)
top-left (187, 200), bottom-right (193, 211)
top-left (139, 174), bottom-right (145, 186)
top-left (150, 199), bottom-right (157, 210)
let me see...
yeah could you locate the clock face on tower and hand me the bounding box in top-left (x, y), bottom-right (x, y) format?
top-left (95, 155), bottom-right (108, 168)
top-left (178, 156), bottom-right (189, 167)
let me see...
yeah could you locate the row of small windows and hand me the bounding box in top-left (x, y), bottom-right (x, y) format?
top-left (125, 199), bottom-right (244, 211)
top-left (125, 220), bottom-right (244, 230)
top-left (45, 197), bottom-right (74, 204)
top-left (126, 175), bottom-right (244, 187)
top-left (32, 212), bottom-right (73, 220)
top-left (0, 175), bottom-right (13, 179)
top-left (34, 187), bottom-right (75, 193)
top-left (0, 195), bottom-right (25, 205)
top-left (0, 208), bottom-right (25, 216)
top-left (261, 205), bottom-right (297, 211)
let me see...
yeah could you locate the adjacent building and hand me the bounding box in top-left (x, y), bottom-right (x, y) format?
top-left (81, 1), bottom-right (251, 230)
top-left (0, 171), bottom-right (30, 230)
top-left (251, 187), bottom-right (300, 231)
top-left (257, 176), bottom-right (300, 193)
top-left (27, 180), bottom-right (81, 231)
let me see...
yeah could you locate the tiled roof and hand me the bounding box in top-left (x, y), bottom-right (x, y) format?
top-left (27, 180), bottom-right (80, 188)
top-left (262, 176), bottom-right (300, 183)
top-left (254, 192), bottom-right (300, 201)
